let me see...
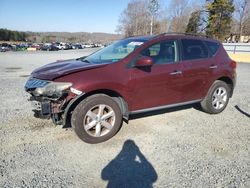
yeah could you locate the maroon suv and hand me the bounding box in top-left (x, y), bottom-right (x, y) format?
top-left (25, 33), bottom-right (237, 143)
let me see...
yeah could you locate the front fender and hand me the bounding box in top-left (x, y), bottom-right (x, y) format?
top-left (62, 90), bottom-right (129, 128)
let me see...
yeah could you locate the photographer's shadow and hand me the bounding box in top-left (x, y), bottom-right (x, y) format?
top-left (101, 140), bottom-right (158, 188)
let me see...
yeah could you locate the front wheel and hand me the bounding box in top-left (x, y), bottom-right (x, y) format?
top-left (201, 80), bottom-right (230, 114)
top-left (71, 94), bottom-right (122, 144)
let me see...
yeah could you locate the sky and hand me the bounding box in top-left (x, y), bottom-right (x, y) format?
top-left (0, 0), bottom-right (131, 33)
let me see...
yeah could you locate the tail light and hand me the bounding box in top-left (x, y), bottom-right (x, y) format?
top-left (230, 60), bottom-right (237, 69)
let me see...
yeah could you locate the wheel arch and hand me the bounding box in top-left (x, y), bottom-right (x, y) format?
top-left (216, 76), bottom-right (234, 97)
top-left (62, 89), bottom-right (129, 128)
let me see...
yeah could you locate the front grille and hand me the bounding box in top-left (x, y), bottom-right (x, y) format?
top-left (25, 78), bottom-right (49, 90)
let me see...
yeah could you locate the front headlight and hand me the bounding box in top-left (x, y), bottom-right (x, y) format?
top-left (34, 82), bottom-right (72, 97)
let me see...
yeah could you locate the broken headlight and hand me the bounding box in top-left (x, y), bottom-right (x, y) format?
top-left (34, 81), bottom-right (72, 98)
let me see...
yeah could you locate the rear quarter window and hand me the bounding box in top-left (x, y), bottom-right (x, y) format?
top-left (204, 41), bottom-right (220, 55)
top-left (181, 39), bottom-right (209, 61)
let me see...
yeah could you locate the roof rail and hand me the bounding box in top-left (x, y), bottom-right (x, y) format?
top-left (155, 32), bottom-right (211, 39)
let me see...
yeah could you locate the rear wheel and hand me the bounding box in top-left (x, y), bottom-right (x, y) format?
top-left (201, 80), bottom-right (230, 114)
top-left (71, 94), bottom-right (122, 144)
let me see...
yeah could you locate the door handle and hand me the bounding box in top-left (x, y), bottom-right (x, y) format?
top-left (209, 65), bottom-right (218, 69)
top-left (170, 70), bottom-right (182, 75)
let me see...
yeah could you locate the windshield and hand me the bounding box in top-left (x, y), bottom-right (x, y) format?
top-left (83, 38), bottom-right (147, 64)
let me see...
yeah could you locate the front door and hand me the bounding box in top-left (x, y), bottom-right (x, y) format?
top-left (129, 40), bottom-right (183, 111)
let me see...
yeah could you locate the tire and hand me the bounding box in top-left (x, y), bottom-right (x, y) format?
top-left (201, 80), bottom-right (230, 114)
top-left (71, 94), bottom-right (123, 144)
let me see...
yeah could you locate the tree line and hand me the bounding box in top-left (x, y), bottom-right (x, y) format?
top-left (0, 28), bottom-right (28, 41)
top-left (117, 0), bottom-right (250, 41)
top-left (1, 0), bottom-right (249, 42)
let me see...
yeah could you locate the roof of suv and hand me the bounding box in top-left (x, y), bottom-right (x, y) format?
top-left (125, 35), bottom-right (155, 41)
top-left (127, 33), bottom-right (218, 43)
top-left (157, 32), bottom-right (210, 38)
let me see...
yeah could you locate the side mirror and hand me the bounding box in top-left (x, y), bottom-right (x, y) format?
top-left (135, 56), bottom-right (153, 67)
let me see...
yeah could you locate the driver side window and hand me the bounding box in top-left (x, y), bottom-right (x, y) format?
top-left (141, 40), bottom-right (178, 65)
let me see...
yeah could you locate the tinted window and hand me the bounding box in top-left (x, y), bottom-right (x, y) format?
top-left (141, 41), bottom-right (177, 64)
top-left (205, 41), bottom-right (220, 55)
top-left (181, 39), bottom-right (209, 60)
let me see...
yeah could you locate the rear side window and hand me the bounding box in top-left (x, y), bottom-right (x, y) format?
top-left (205, 41), bottom-right (220, 55)
top-left (181, 39), bottom-right (209, 60)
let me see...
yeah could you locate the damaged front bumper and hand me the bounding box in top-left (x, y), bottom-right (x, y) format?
top-left (25, 77), bottom-right (80, 125)
top-left (28, 95), bottom-right (67, 125)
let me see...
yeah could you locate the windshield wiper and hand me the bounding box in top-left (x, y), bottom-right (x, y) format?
top-left (77, 57), bottom-right (91, 63)
top-left (81, 59), bottom-right (91, 63)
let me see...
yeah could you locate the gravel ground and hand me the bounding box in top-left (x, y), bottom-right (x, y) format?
top-left (0, 49), bottom-right (250, 188)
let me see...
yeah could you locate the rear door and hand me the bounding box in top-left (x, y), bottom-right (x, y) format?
top-left (130, 40), bottom-right (184, 111)
top-left (179, 39), bottom-right (218, 102)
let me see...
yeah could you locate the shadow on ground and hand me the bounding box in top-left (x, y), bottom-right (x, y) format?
top-left (101, 140), bottom-right (158, 188)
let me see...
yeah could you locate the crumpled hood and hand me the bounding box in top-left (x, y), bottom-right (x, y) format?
top-left (31, 59), bottom-right (107, 80)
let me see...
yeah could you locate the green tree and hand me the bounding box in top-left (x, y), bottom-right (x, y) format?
top-left (0, 28), bottom-right (28, 41)
top-left (186, 10), bottom-right (202, 33)
top-left (206, 0), bottom-right (234, 41)
top-left (0, 29), bottom-right (10, 40)
top-left (11, 31), bottom-right (18, 41)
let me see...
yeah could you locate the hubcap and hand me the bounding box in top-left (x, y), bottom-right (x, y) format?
top-left (83, 104), bottom-right (116, 137)
top-left (212, 87), bottom-right (228, 110)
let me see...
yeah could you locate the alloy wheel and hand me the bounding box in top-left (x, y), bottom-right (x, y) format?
top-left (83, 104), bottom-right (116, 137)
top-left (212, 87), bottom-right (228, 110)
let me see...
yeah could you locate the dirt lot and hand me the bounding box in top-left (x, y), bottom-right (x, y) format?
top-left (0, 49), bottom-right (250, 187)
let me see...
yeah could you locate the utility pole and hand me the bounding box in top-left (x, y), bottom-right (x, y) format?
top-left (150, 15), bottom-right (153, 35)
top-left (148, 0), bottom-right (159, 35)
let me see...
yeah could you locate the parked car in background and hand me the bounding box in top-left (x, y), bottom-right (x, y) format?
top-left (31, 44), bottom-right (42, 50)
top-left (54, 42), bottom-right (67, 50)
top-left (15, 44), bottom-right (27, 51)
top-left (82, 44), bottom-right (92, 48)
top-left (64, 44), bottom-right (73, 50)
top-left (72, 44), bottom-right (83, 49)
top-left (41, 44), bottom-right (59, 51)
top-left (0, 43), bottom-right (13, 52)
top-left (0, 41), bottom-right (105, 52)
